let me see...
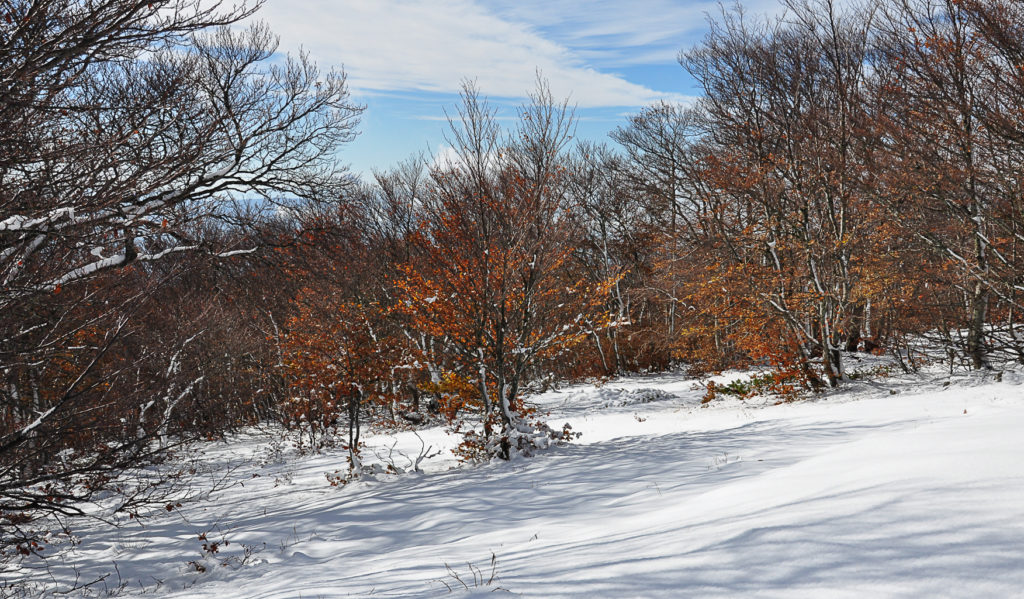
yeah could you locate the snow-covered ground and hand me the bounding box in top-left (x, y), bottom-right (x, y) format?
top-left (9, 366), bottom-right (1024, 598)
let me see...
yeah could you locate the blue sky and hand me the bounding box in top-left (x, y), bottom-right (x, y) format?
top-left (256, 0), bottom-right (778, 177)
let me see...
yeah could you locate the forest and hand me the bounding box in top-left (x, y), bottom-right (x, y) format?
top-left (2, 0), bottom-right (1024, 566)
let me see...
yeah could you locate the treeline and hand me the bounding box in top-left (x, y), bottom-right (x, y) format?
top-left (671, 0), bottom-right (1024, 385)
top-left (3, 0), bottom-right (1024, 558)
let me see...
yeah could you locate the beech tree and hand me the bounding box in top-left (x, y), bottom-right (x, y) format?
top-left (564, 143), bottom-right (636, 374)
top-left (870, 0), bottom-right (993, 368)
top-left (610, 103), bottom-right (703, 358)
top-left (397, 83), bottom-right (615, 458)
top-left (962, 0), bottom-right (1024, 363)
top-left (0, 0), bottom-right (361, 552)
top-left (863, 0), bottom-right (1024, 368)
top-left (677, 0), bottom-right (883, 387)
top-left (285, 291), bottom-right (399, 468)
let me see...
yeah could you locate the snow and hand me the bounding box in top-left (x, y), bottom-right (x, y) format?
top-left (17, 405), bottom-right (57, 436)
top-left (9, 366), bottom-right (1024, 597)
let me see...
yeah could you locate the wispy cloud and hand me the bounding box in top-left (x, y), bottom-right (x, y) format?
top-left (479, 0), bottom-right (719, 64)
top-left (258, 0), bottom-right (693, 107)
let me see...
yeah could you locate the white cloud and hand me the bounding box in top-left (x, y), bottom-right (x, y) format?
top-left (257, 0), bottom-right (691, 107)
top-left (429, 144), bottom-right (462, 171)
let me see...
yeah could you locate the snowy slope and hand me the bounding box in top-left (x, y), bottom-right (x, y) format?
top-left (11, 368), bottom-right (1024, 598)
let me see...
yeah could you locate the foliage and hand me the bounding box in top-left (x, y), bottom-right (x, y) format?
top-left (6, 0), bottom-right (1024, 571)
top-left (0, 0), bottom-right (361, 554)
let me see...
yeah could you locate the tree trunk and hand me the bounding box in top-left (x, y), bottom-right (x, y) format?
top-left (967, 281), bottom-right (989, 369)
top-left (348, 388), bottom-right (362, 471)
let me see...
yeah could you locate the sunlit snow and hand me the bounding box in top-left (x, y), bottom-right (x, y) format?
top-left (13, 365), bottom-right (1024, 598)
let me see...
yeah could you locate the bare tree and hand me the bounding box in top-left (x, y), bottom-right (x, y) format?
top-left (872, 0), bottom-right (1020, 368)
top-left (0, 0), bottom-right (362, 554)
top-left (397, 82), bottom-right (611, 458)
top-left (680, 0), bottom-right (881, 386)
